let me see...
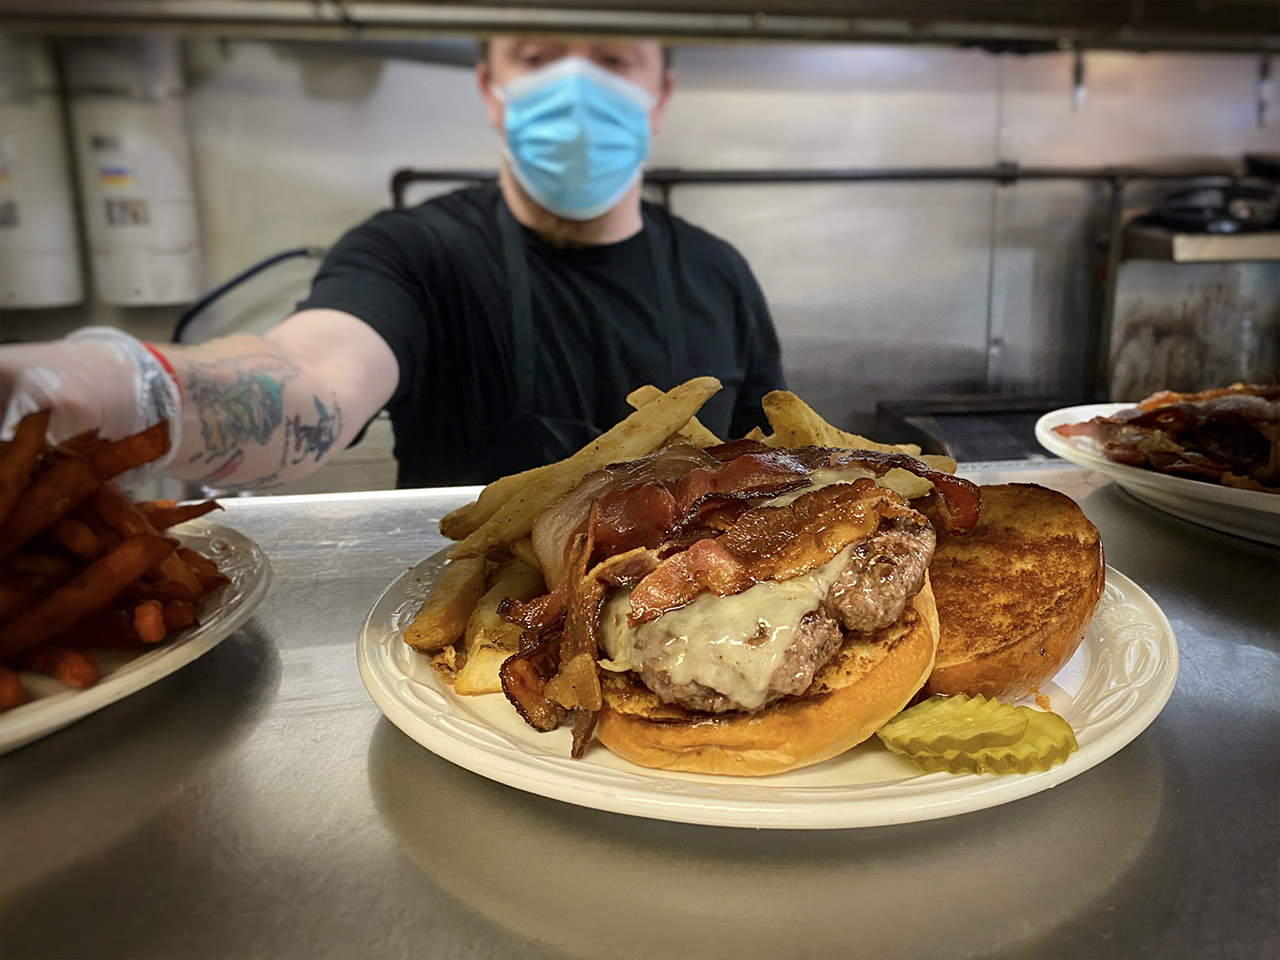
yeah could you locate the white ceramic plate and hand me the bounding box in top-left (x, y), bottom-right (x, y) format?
top-left (1036, 403), bottom-right (1280, 546)
top-left (0, 520), bottom-right (271, 754)
top-left (358, 551), bottom-right (1179, 829)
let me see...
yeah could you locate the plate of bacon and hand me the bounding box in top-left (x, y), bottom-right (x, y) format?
top-left (1036, 383), bottom-right (1279, 546)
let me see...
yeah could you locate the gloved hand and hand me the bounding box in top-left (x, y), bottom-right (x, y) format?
top-left (0, 326), bottom-right (183, 475)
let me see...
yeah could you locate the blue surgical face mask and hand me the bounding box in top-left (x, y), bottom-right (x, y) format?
top-left (494, 57), bottom-right (655, 221)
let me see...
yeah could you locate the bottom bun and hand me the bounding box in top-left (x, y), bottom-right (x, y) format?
top-left (595, 579), bottom-right (939, 777)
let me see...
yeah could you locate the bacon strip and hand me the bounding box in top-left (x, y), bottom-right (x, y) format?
top-left (1054, 388), bottom-right (1279, 492)
top-left (626, 479), bottom-right (922, 626)
top-left (498, 655), bottom-right (565, 731)
top-left (501, 442), bottom-right (977, 748)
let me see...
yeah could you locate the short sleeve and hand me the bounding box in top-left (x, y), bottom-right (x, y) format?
top-left (297, 211), bottom-right (429, 408)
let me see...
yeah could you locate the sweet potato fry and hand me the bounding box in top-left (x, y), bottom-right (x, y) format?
top-left (72, 503), bottom-right (122, 552)
top-left (133, 600), bottom-right (167, 644)
top-left (0, 569), bottom-right (42, 595)
top-left (60, 430), bottom-right (109, 456)
top-left (0, 584), bottom-right (29, 619)
top-left (140, 500), bottom-right (223, 529)
top-left (60, 610), bottom-right (146, 650)
top-left (21, 647), bottom-right (100, 689)
top-left (5, 552), bottom-right (79, 581)
top-left (86, 421), bottom-right (170, 480)
top-left (0, 533), bottom-right (175, 659)
top-left (0, 409), bottom-right (49, 529)
top-left (162, 600), bottom-right (198, 632)
top-left (176, 547), bottom-right (229, 592)
top-left (0, 665), bottom-right (26, 711)
top-left (125, 579), bottom-right (198, 603)
top-left (0, 456), bottom-right (101, 562)
top-left (45, 515), bottom-right (104, 561)
top-left (90, 485), bottom-right (204, 601)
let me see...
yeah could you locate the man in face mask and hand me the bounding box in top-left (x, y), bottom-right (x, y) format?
top-left (0, 38), bottom-right (784, 491)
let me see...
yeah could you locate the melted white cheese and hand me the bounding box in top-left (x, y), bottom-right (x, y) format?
top-left (598, 546), bottom-right (855, 710)
top-left (765, 466), bottom-right (875, 506)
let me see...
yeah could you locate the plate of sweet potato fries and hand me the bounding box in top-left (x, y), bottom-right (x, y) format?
top-left (0, 411), bottom-right (270, 753)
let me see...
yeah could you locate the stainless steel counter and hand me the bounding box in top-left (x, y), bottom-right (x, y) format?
top-left (2, 462), bottom-right (1277, 960)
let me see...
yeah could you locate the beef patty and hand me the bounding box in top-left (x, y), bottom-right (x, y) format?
top-left (637, 517), bottom-right (936, 713)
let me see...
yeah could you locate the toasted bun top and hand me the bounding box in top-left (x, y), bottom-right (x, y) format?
top-left (595, 579), bottom-right (939, 777)
top-left (924, 483), bottom-right (1104, 702)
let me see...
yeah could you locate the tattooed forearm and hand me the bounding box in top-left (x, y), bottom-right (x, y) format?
top-left (162, 338), bottom-right (357, 489)
top-left (284, 394), bottom-right (344, 466)
top-left (184, 353), bottom-right (300, 479)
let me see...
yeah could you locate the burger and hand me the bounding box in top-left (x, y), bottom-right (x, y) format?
top-left (498, 440), bottom-right (980, 777)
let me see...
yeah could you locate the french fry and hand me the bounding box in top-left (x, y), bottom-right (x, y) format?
top-left (508, 536), bottom-right (541, 573)
top-left (403, 556), bottom-right (489, 653)
top-left (442, 376), bottom-right (722, 544)
top-left (0, 665), bottom-right (26, 711)
top-left (141, 500), bottom-right (223, 529)
top-left (449, 376), bottom-right (722, 558)
top-left (451, 645), bottom-right (511, 696)
top-left (919, 454), bottom-right (958, 475)
top-left (21, 647), bottom-right (100, 689)
top-left (625, 384), bottom-right (722, 447)
top-left (761, 391), bottom-right (922, 456)
top-left (455, 560), bottom-right (545, 696)
top-left (0, 456), bottom-right (101, 562)
top-left (0, 533), bottom-right (176, 659)
top-left (0, 409), bottom-right (50, 529)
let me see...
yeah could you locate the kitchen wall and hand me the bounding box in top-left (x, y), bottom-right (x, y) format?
top-left (3, 38), bottom-right (1276, 491)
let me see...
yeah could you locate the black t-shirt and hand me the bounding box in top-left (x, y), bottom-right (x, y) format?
top-left (298, 185), bottom-right (785, 487)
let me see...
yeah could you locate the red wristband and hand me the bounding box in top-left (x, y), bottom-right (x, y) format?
top-left (142, 342), bottom-right (183, 401)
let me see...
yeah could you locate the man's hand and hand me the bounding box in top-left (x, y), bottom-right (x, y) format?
top-left (0, 331), bottom-right (181, 471)
top-left (0, 310), bottom-right (399, 491)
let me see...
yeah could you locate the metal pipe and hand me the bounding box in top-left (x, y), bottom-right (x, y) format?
top-left (1093, 177), bottom-right (1131, 402)
top-left (390, 164), bottom-right (1235, 209)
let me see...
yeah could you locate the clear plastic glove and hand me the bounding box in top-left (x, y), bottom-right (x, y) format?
top-left (0, 326), bottom-right (182, 475)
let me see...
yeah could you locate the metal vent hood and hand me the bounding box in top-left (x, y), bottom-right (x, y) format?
top-left (1, 0), bottom-right (1277, 52)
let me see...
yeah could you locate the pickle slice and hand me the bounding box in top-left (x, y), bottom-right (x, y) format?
top-left (877, 694), bottom-right (1078, 775)
top-left (877, 693), bottom-right (1029, 754)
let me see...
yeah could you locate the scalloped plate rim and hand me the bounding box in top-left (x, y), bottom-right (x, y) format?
top-left (0, 520), bottom-right (272, 754)
top-left (1035, 403), bottom-right (1280, 545)
top-left (358, 552), bottom-right (1179, 829)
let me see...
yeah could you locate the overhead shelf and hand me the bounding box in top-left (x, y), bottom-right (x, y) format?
top-left (1, 0), bottom-right (1277, 50)
top-left (1122, 223), bottom-right (1280, 264)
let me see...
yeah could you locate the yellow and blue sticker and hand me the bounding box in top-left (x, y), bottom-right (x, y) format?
top-left (98, 165), bottom-right (132, 187)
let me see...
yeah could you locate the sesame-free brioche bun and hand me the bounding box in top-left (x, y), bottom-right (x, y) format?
top-left (923, 483), bottom-right (1104, 702)
top-left (595, 579), bottom-right (939, 777)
